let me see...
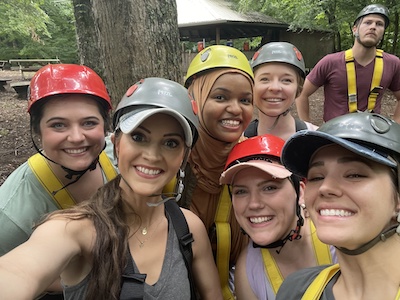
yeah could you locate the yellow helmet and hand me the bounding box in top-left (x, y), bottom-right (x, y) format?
top-left (184, 45), bottom-right (254, 87)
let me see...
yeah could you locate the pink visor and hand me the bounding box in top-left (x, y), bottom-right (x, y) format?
top-left (219, 160), bottom-right (292, 185)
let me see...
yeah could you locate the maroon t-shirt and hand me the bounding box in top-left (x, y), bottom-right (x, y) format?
top-left (307, 51), bottom-right (400, 122)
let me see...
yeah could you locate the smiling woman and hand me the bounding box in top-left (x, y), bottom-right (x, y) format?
top-left (219, 134), bottom-right (336, 300)
top-left (244, 42), bottom-right (318, 141)
top-left (171, 44), bottom-right (255, 299)
top-left (0, 77), bottom-right (223, 300)
top-left (0, 64), bottom-right (117, 299)
top-left (277, 112), bottom-right (400, 300)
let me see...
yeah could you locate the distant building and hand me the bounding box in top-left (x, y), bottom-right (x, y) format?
top-left (177, 0), bottom-right (333, 70)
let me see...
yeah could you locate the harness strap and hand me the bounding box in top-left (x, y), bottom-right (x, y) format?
top-left (310, 221), bottom-right (332, 265)
top-left (214, 185), bottom-right (234, 300)
top-left (301, 264), bottom-right (340, 300)
top-left (28, 151), bottom-right (117, 209)
top-left (345, 49), bottom-right (384, 113)
top-left (295, 118), bottom-right (307, 131)
top-left (302, 263), bottom-right (400, 300)
top-left (261, 221), bottom-right (333, 294)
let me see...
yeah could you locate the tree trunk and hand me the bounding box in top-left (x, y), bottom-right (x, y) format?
top-left (72, 0), bottom-right (105, 78)
top-left (73, 0), bottom-right (182, 107)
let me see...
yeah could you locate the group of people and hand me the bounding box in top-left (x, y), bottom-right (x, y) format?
top-left (0, 3), bottom-right (400, 300)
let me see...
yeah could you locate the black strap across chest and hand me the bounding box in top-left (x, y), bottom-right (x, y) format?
top-left (120, 200), bottom-right (196, 299)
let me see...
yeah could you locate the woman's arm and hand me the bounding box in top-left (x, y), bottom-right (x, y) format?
top-left (0, 217), bottom-right (93, 299)
top-left (182, 208), bottom-right (223, 300)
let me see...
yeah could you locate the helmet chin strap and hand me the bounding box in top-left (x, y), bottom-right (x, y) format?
top-left (336, 223), bottom-right (398, 256)
top-left (30, 130), bottom-right (103, 195)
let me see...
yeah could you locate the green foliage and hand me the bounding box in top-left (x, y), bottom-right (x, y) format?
top-left (0, 0), bottom-right (78, 62)
top-left (234, 0), bottom-right (400, 55)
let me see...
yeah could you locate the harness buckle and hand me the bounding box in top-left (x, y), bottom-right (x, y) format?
top-left (349, 94), bottom-right (357, 103)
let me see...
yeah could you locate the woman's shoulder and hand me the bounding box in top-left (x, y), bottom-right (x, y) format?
top-left (179, 207), bottom-right (208, 238)
top-left (180, 207), bottom-right (202, 226)
top-left (0, 159), bottom-right (57, 207)
top-left (41, 215), bottom-right (96, 252)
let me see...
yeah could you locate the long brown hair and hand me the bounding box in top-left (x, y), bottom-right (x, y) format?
top-left (37, 175), bottom-right (132, 300)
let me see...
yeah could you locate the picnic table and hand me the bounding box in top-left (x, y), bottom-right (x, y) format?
top-left (8, 59), bottom-right (61, 79)
top-left (0, 60), bottom-right (7, 70)
top-left (10, 81), bottom-right (30, 99)
top-left (0, 78), bottom-right (12, 91)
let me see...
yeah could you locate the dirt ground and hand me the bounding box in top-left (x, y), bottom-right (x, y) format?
top-left (0, 70), bottom-right (397, 186)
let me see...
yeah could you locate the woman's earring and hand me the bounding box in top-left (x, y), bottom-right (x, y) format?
top-left (396, 213), bottom-right (400, 235)
top-left (300, 203), bottom-right (310, 218)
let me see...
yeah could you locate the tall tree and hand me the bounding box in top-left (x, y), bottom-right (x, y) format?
top-left (72, 0), bottom-right (182, 107)
top-left (72, 0), bottom-right (103, 76)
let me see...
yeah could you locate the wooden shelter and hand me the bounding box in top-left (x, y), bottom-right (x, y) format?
top-left (177, 0), bottom-right (334, 69)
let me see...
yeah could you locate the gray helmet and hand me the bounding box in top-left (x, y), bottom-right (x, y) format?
top-left (354, 4), bottom-right (389, 29)
top-left (113, 77), bottom-right (199, 147)
top-left (251, 42), bottom-right (306, 79)
top-left (281, 113), bottom-right (400, 178)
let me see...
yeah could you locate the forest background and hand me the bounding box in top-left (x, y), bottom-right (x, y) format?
top-left (2, 0), bottom-right (400, 103)
top-left (0, 0), bottom-right (399, 184)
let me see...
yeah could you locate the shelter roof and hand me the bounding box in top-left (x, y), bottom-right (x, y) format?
top-left (177, 0), bottom-right (288, 41)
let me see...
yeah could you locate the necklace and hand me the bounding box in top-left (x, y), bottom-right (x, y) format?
top-left (134, 217), bottom-right (163, 248)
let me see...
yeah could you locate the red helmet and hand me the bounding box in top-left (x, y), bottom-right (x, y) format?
top-left (221, 134), bottom-right (290, 184)
top-left (224, 134), bottom-right (285, 170)
top-left (28, 64), bottom-right (111, 112)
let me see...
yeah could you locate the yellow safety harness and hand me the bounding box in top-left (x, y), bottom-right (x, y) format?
top-left (163, 180), bottom-right (234, 299)
top-left (28, 151), bottom-right (117, 209)
top-left (345, 49), bottom-right (384, 113)
top-left (214, 185), bottom-right (234, 299)
top-left (302, 263), bottom-right (400, 300)
top-left (262, 221), bottom-right (333, 294)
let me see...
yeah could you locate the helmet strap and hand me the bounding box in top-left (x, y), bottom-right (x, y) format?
top-left (252, 218), bottom-right (303, 254)
top-left (336, 224), bottom-right (398, 255)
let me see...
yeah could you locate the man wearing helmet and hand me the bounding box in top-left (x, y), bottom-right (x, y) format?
top-left (296, 4), bottom-right (400, 123)
top-left (0, 64), bottom-right (118, 297)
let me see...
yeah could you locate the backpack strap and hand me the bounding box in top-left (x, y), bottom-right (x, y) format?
top-left (244, 119), bottom-right (259, 138)
top-left (301, 264), bottom-right (339, 300)
top-left (120, 246), bottom-right (147, 300)
top-left (294, 118), bottom-right (307, 131)
top-left (165, 199), bottom-right (197, 299)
